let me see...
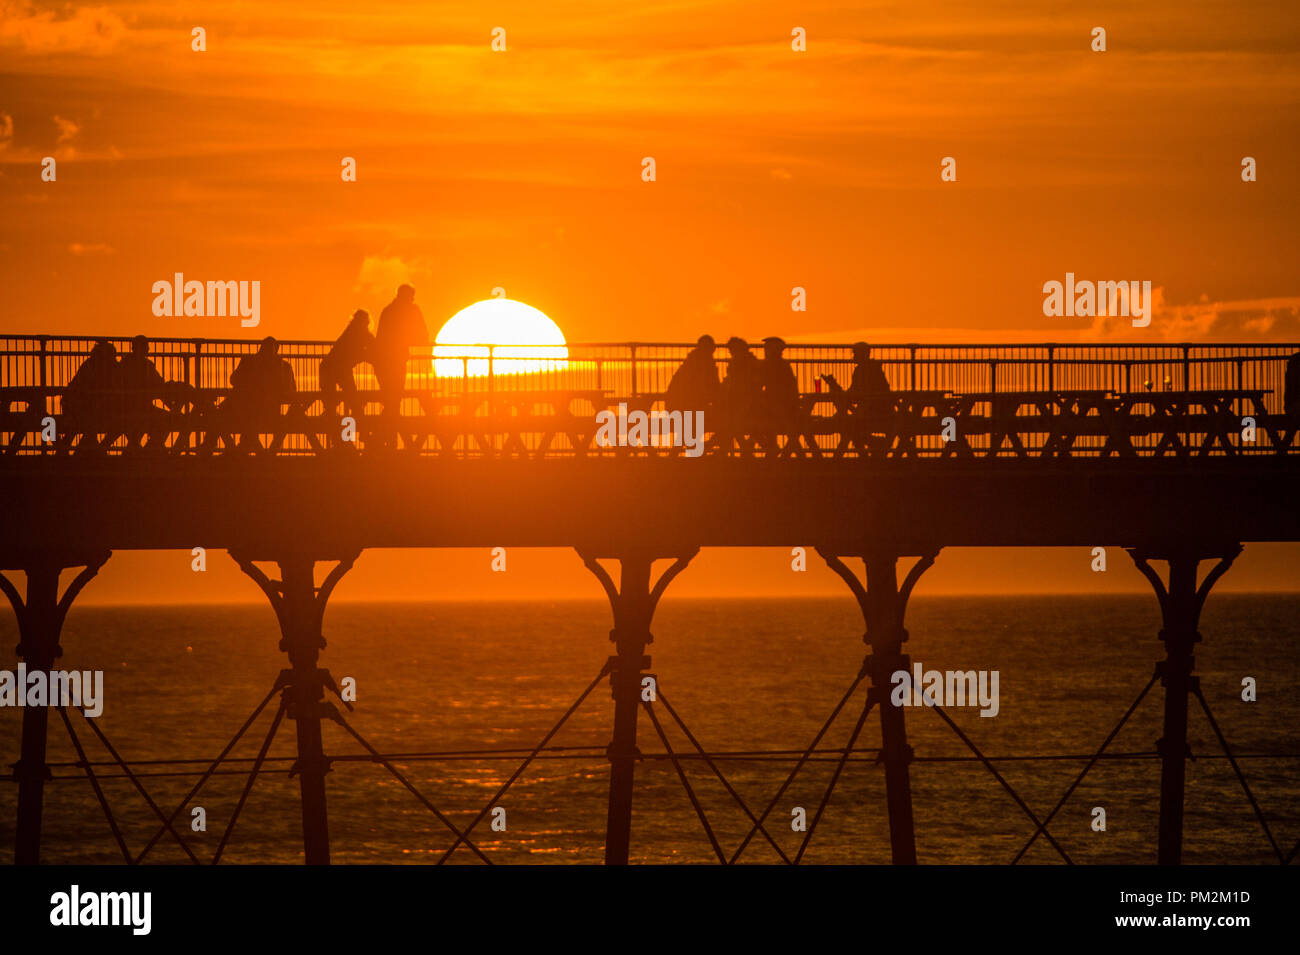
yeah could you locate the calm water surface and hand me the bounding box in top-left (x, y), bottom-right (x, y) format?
top-left (1, 595), bottom-right (1295, 864)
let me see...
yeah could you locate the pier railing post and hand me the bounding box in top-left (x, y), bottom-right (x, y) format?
top-left (232, 550), bottom-right (358, 865)
top-left (0, 551), bottom-right (110, 864)
top-left (579, 547), bottom-right (696, 865)
top-left (1127, 544), bottom-right (1240, 865)
top-left (818, 547), bottom-right (937, 865)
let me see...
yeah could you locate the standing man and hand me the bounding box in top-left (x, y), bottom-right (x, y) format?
top-left (373, 284), bottom-right (428, 423)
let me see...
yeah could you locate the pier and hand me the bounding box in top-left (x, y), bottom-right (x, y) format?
top-left (1, 335), bottom-right (1297, 864)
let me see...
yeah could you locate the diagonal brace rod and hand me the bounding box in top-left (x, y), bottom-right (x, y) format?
top-left (58, 706), bottom-right (131, 864)
top-left (437, 664), bottom-right (611, 864)
top-left (1192, 685), bottom-right (1284, 863)
top-left (730, 669), bottom-right (868, 864)
top-left (1013, 670), bottom-right (1159, 863)
top-left (928, 703), bottom-right (1073, 864)
top-left (642, 698), bottom-right (726, 863)
top-left (655, 688), bottom-right (790, 864)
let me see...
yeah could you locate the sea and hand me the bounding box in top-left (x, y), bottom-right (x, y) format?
top-left (1, 595), bottom-right (1295, 865)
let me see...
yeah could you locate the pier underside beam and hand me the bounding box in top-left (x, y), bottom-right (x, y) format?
top-left (231, 549), bottom-right (359, 866)
top-left (1127, 544), bottom-right (1241, 866)
top-left (579, 546), bottom-right (698, 866)
top-left (817, 547), bottom-right (938, 865)
top-left (0, 550), bottom-right (110, 864)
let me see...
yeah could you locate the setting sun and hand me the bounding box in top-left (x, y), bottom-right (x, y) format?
top-left (433, 299), bottom-right (569, 377)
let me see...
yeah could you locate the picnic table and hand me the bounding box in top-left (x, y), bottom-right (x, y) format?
top-left (413, 388), bottom-right (613, 457)
top-left (951, 388), bottom-right (1273, 458)
top-left (0, 381), bottom-right (1285, 459)
top-left (1107, 389), bottom-right (1271, 457)
top-left (805, 390), bottom-right (962, 458)
top-left (0, 386), bottom-right (50, 455)
top-left (948, 390), bottom-right (1113, 458)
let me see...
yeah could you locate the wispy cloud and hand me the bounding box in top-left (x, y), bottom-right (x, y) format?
top-left (353, 254), bottom-right (434, 307)
top-left (1089, 293), bottom-right (1300, 342)
top-left (798, 293), bottom-right (1300, 345)
top-left (53, 114), bottom-right (79, 143)
top-left (68, 241), bottom-right (113, 255)
top-left (50, 113), bottom-right (80, 158)
top-left (0, 2), bottom-right (127, 54)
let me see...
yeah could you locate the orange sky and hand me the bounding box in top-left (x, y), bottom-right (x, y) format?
top-left (3, 1), bottom-right (1299, 601)
top-left (4, 0), bottom-right (1298, 343)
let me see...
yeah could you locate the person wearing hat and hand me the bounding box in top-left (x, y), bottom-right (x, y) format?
top-left (320, 308), bottom-right (374, 420)
top-left (759, 336), bottom-right (801, 455)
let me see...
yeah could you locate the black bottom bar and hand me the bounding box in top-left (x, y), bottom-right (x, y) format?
top-left (0, 864), bottom-right (1291, 942)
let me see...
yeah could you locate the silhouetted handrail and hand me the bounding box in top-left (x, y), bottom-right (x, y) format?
top-left (0, 335), bottom-right (1296, 458)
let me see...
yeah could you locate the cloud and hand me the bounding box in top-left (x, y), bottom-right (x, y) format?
top-left (53, 114), bottom-right (79, 143)
top-left (1088, 292), bottom-right (1300, 342)
top-left (0, 112), bottom-right (12, 150)
top-left (0, 2), bottom-right (127, 53)
top-left (353, 254), bottom-right (432, 306)
top-left (68, 242), bottom-right (113, 255)
top-left (791, 295), bottom-right (1300, 346)
top-left (50, 114), bottom-right (79, 158)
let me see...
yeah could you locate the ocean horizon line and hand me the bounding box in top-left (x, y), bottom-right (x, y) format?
top-left (66, 589), bottom-right (1299, 610)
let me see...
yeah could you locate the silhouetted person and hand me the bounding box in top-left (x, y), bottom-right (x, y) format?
top-left (1286, 352), bottom-right (1300, 416)
top-left (759, 336), bottom-right (801, 454)
top-left (60, 340), bottom-right (118, 453)
top-left (373, 285), bottom-right (428, 423)
top-left (823, 341), bottom-right (891, 452)
top-left (320, 309), bottom-right (373, 418)
top-left (1284, 351), bottom-right (1300, 448)
top-left (113, 335), bottom-right (169, 450)
top-left (719, 336), bottom-right (761, 450)
top-left (666, 335), bottom-right (720, 440)
top-left (221, 336), bottom-right (296, 452)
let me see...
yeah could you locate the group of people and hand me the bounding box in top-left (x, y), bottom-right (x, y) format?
top-left (58, 335), bottom-right (176, 450)
top-left (56, 283), bottom-right (896, 454)
top-left (316, 283), bottom-right (429, 420)
top-left (59, 285), bottom-right (428, 452)
top-left (666, 335), bottom-right (892, 452)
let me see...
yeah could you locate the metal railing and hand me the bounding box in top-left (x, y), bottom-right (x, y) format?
top-left (0, 335), bottom-right (1296, 458)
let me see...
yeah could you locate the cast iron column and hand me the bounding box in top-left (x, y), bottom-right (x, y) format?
top-left (1128, 544), bottom-right (1240, 865)
top-left (580, 547), bottom-right (696, 865)
top-left (0, 551), bottom-right (109, 864)
top-left (232, 550), bottom-right (358, 865)
top-left (819, 547), bottom-right (937, 865)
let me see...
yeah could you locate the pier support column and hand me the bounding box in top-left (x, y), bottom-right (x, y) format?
top-left (232, 550), bottom-right (359, 865)
top-left (0, 551), bottom-right (110, 864)
top-left (579, 547), bottom-right (697, 865)
top-left (1127, 544), bottom-right (1241, 865)
top-left (817, 548), bottom-right (937, 865)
